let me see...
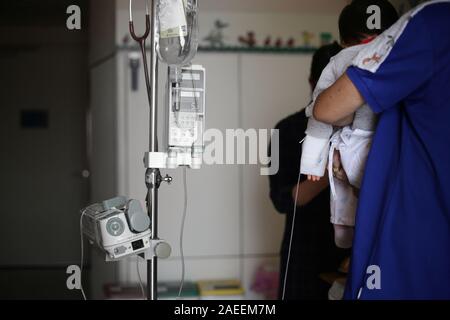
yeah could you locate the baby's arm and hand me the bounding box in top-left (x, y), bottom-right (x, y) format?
top-left (305, 61), bottom-right (338, 117)
top-left (301, 61), bottom-right (337, 180)
top-left (300, 118), bottom-right (332, 179)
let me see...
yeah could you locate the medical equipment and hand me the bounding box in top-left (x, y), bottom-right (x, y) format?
top-left (166, 65), bottom-right (205, 167)
top-left (81, 196), bottom-right (171, 261)
top-left (130, 0), bottom-right (204, 301)
top-left (144, 64), bottom-right (206, 169)
top-left (78, 0), bottom-right (203, 300)
top-left (156, 0), bottom-right (199, 66)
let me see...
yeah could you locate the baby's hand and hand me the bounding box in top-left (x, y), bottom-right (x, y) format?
top-left (332, 150), bottom-right (349, 183)
top-left (333, 150), bottom-right (342, 169)
top-left (307, 175), bottom-right (322, 181)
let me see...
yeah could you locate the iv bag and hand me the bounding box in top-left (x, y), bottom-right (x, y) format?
top-left (156, 0), bottom-right (199, 66)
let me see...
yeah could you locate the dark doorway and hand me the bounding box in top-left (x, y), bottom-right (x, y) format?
top-left (0, 0), bottom-right (90, 299)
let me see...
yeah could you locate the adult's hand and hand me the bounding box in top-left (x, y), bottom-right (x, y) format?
top-left (292, 174), bottom-right (329, 207)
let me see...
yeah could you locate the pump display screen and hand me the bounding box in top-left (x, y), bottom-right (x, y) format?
top-left (178, 92), bottom-right (203, 112)
top-left (132, 239), bottom-right (144, 251)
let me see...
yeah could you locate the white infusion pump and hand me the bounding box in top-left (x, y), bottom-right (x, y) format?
top-left (168, 65), bottom-right (205, 147)
top-left (81, 196), bottom-right (151, 260)
top-left (166, 65), bottom-right (205, 168)
top-left (144, 65), bottom-right (206, 169)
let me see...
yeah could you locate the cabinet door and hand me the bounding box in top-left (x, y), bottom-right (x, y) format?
top-left (240, 54), bottom-right (312, 255)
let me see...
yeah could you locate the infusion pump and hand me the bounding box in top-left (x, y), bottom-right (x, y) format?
top-left (145, 65), bottom-right (206, 169)
top-left (81, 197), bottom-right (151, 260)
top-left (81, 196), bottom-right (171, 261)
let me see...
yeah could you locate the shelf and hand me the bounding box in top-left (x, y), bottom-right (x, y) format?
top-left (117, 44), bottom-right (318, 55)
top-left (198, 46), bottom-right (318, 54)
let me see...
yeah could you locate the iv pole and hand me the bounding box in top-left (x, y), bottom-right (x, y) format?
top-left (146, 0), bottom-right (160, 300)
top-left (130, 0), bottom-right (197, 300)
top-left (128, 0), bottom-right (161, 300)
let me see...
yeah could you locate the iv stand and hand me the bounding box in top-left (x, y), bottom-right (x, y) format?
top-left (129, 0), bottom-right (188, 300)
top-left (146, 0), bottom-right (159, 300)
top-left (129, 0), bottom-right (163, 300)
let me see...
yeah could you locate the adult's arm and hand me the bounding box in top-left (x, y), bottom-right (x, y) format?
top-left (268, 117), bottom-right (302, 214)
top-left (292, 176), bottom-right (328, 206)
top-left (313, 73), bottom-right (364, 125)
top-left (269, 112), bottom-right (329, 213)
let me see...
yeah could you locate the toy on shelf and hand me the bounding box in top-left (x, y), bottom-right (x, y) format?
top-left (200, 32), bottom-right (318, 53)
top-left (238, 32), bottom-right (257, 48)
top-left (274, 38), bottom-right (283, 48)
top-left (302, 31), bottom-right (315, 47)
top-left (320, 32), bottom-right (333, 46)
top-left (286, 38), bottom-right (295, 48)
top-left (203, 20), bottom-right (229, 47)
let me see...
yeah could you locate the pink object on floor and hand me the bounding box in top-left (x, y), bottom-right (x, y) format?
top-left (251, 265), bottom-right (279, 300)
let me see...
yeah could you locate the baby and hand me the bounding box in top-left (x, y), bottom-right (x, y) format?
top-left (300, 0), bottom-right (399, 248)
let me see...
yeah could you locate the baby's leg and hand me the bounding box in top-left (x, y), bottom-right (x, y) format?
top-left (334, 224), bottom-right (354, 249)
top-left (330, 173), bottom-right (358, 248)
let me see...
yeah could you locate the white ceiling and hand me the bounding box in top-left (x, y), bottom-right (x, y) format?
top-left (200, 0), bottom-right (350, 14)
